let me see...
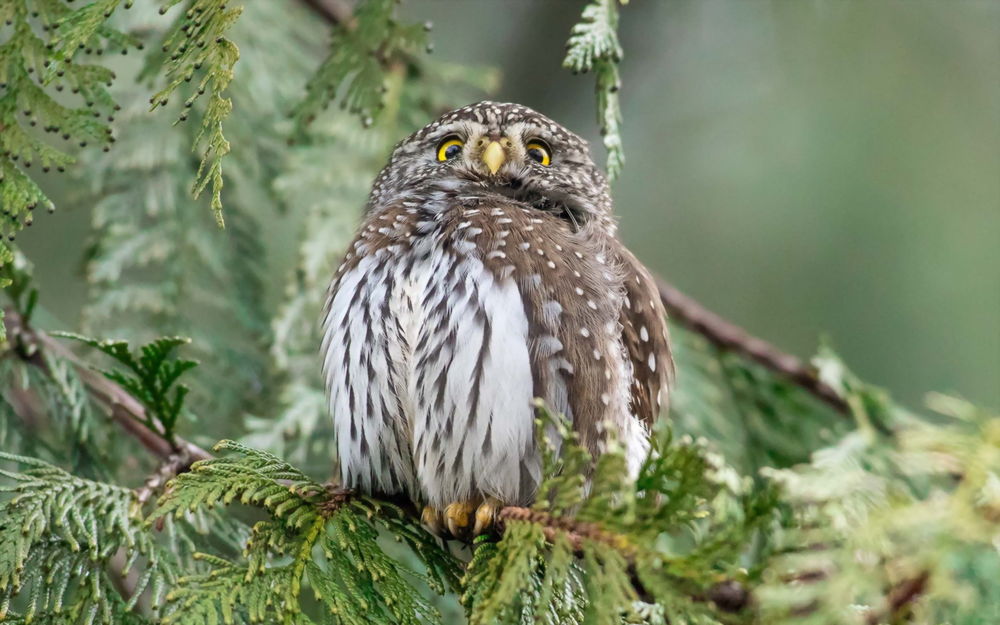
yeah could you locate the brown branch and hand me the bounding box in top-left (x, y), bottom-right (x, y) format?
top-left (866, 571), bottom-right (930, 625)
top-left (135, 451), bottom-right (194, 506)
top-left (299, 0), bottom-right (353, 25)
top-left (499, 506), bottom-right (633, 555)
top-left (654, 278), bottom-right (850, 414)
top-left (2, 309), bottom-right (211, 464)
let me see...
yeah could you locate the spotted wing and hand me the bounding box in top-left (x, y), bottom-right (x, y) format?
top-left (618, 251), bottom-right (673, 426)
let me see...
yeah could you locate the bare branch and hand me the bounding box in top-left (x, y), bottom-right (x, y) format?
top-left (866, 571), bottom-right (929, 625)
top-left (654, 278), bottom-right (850, 414)
top-left (299, 0), bottom-right (353, 25)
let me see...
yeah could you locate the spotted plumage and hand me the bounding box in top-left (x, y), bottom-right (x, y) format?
top-left (321, 102), bottom-right (672, 538)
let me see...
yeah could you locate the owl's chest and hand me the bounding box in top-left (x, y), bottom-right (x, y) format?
top-left (324, 200), bottom-right (629, 504)
top-left (374, 231), bottom-right (520, 382)
top-left (342, 221), bottom-right (536, 503)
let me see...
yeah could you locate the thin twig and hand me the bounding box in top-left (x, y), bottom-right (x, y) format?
top-left (654, 278), bottom-right (850, 414)
top-left (499, 506), bottom-right (633, 555)
top-left (135, 451), bottom-right (193, 505)
top-left (866, 571), bottom-right (930, 625)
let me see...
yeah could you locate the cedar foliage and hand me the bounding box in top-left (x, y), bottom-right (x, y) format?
top-left (1, 1), bottom-right (997, 624)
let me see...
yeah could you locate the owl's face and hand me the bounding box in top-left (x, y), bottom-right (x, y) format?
top-left (368, 102), bottom-right (613, 228)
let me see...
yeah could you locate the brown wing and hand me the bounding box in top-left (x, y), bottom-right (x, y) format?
top-left (617, 250), bottom-right (673, 426)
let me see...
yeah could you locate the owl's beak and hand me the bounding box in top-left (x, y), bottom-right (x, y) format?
top-left (481, 141), bottom-right (506, 174)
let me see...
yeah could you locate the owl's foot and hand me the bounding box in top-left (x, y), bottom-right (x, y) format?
top-left (473, 497), bottom-right (502, 536)
top-left (420, 497), bottom-right (503, 541)
top-left (444, 501), bottom-right (477, 538)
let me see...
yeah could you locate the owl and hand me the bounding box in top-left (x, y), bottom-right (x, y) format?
top-left (321, 102), bottom-right (671, 539)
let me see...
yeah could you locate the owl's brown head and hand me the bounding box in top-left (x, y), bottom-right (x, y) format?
top-left (368, 102), bottom-right (613, 229)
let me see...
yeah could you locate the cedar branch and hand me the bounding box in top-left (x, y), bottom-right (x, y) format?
top-left (499, 505), bottom-right (751, 613)
top-left (2, 308), bottom-right (211, 464)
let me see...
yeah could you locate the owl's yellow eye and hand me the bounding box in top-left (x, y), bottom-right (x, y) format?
top-left (526, 140), bottom-right (551, 166)
top-left (437, 136), bottom-right (464, 161)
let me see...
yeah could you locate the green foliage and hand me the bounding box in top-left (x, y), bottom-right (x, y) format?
top-left (149, 0), bottom-right (243, 226)
top-left (564, 0), bottom-right (626, 179)
top-left (464, 403), bottom-right (776, 625)
top-left (668, 324), bottom-right (849, 475)
top-left (0, 0), bottom-right (134, 237)
top-left (0, 247), bottom-right (36, 325)
top-left (151, 440), bottom-right (462, 625)
top-left (82, 1), bottom-right (323, 427)
top-left (0, 0), bottom-right (246, 231)
top-left (757, 380), bottom-right (1000, 624)
top-left (0, 242), bottom-right (11, 341)
top-left (55, 332), bottom-right (196, 446)
top-left (292, 0), bottom-right (429, 131)
top-left (0, 452), bottom-right (175, 625)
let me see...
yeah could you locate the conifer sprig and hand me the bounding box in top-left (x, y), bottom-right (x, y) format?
top-left (151, 440), bottom-right (462, 625)
top-left (0, 244), bottom-right (13, 341)
top-left (0, 452), bottom-right (176, 624)
top-left (757, 370), bottom-right (1000, 624)
top-left (564, 0), bottom-right (626, 179)
top-left (150, 0), bottom-right (242, 227)
top-left (292, 0), bottom-right (429, 131)
top-left (53, 333), bottom-right (197, 447)
top-left (464, 403), bottom-right (772, 625)
top-left (0, 0), bottom-right (135, 241)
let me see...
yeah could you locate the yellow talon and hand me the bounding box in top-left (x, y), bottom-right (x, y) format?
top-left (421, 505), bottom-right (443, 536)
top-left (473, 497), bottom-right (502, 536)
top-left (444, 501), bottom-right (476, 538)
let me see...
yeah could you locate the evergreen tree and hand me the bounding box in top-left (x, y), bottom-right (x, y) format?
top-left (1, 1), bottom-right (996, 624)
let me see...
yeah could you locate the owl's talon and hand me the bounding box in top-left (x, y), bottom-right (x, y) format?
top-left (473, 497), bottom-right (502, 536)
top-left (421, 505), bottom-right (443, 536)
top-left (444, 501), bottom-right (476, 539)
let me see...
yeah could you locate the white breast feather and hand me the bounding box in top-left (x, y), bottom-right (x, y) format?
top-left (323, 240), bottom-right (537, 508)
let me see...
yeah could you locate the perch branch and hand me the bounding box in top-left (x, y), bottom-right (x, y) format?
top-left (135, 451), bottom-right (193, 505)
top-left (654, 278), bottom-right (850, 414)
top-left (866, 571), bottom-right (929, 625)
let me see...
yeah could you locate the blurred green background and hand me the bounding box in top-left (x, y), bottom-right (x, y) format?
top-left (19, 0), bottom-right (1000, 410)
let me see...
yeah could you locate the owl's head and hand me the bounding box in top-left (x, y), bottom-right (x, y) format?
top-left (368, 102), bottom-right (613, 229)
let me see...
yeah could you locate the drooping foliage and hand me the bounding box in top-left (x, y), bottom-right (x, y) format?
top-left (147, 0), bottom-right (242, 226)
top-left (291, 0), bottom-right (429, 131)
top-left (0, 0), bottom-right (128, 240)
